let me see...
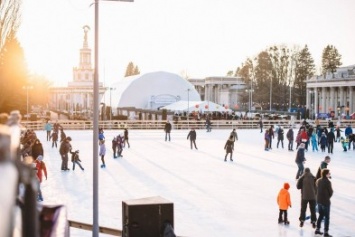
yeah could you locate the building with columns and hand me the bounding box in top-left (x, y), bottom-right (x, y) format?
top-left (48, 25), bottom-right (106, 119)
top-left (188, 76), bottom-right (246, 109)
top-left (306, 65), bottom-right (355, 119)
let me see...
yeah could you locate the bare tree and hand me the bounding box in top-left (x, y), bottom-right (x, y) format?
top-left (0, 0), bottom-right (21, 51)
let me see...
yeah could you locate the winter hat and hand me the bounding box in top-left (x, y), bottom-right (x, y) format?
top-left (304, 167), bottom-right (310, 173)
top-left (283, 182), bottom-right (290, 190)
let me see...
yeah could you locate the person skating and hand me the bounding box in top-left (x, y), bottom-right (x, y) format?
top-left (311, 130), bottom-right (318, 152)
top-left (334, 126), bottom-right (342, 142)
top-left (295, 143), bottom-right (306, 179)
top-left (59, 136), bottom-right (72, 171)
top-left (50, 131), bottom-right (58, 148)
top-left (268, 125), bottom-right (274, 149)
top-left (70, 150), bottom-right (84, 171)
top-left (277, 182), bottom-right (292, 225)
top-left (264, 130), bottom-right (270, 151)
top-left (286, 127), bottom-right (294, 151)
top-left (230, 128), bottom-right (238, 143)
top-left (319, 132), bottom-right (327, 152)
top-left (44, 120), bottom-right (52, 141)
top-left (187, 128), bottom-right (198, 150)
top-left (34, 155), bottom-right (47, 201)
top-left (296, 167), bottom-right (317, 228)
top-left (116, 134), bottom-right (124, 158)
top-left (205, 117), bottom-right (212, 132)
top-left (259, 118), bottom-right (263, 133)
top-left (99, 128), bottom-right (105, 141)
top-left (316, 156), bottom-right (331, 180)
top-left (164, 120), bottom-right (172, 141)
top-left (277, 126), bottom-right (284, 149)
top-left (31, 138), bottom-right (44, 160)
top-left (124, 128), bottom-right (130, 148)
top-left (112, 136), bottom-right (118, 158)
top-left (315, 169), bottom-right (333, 237)
top-left (224, 135), bottom-right (234, 161)
top-left (99, 139), bottom-right (107, 168)
top-left (326, 128), bottom-right (335, 154)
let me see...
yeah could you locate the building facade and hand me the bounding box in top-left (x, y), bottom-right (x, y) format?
top-left (306, 65), bottom-right (355, 119)
top-left (48, 25), bottom-right (106, 119)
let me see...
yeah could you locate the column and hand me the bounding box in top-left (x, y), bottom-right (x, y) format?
top-left (349, 86), bottom-right (353, 115)
top-left (314, 89), bottom-right (319, 116)
top-left (306, 88), bottom-right (311, 112)
top-left (321, 87), bottom-right (326, 112)
top-left (339, 86), bottom-right (344, 107)
top-left (330, 87), bottom-right (335, 112)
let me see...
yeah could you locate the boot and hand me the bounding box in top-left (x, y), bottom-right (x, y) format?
top-left (323, 233), bottom-right (332, 237)
top-left (315, 229), bottom-right (323, 235)
top-left (299, 220), bottom-right (304, 227)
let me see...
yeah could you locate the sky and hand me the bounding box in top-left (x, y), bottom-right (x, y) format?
top-left (17, 0), bottom-right (355, 86)
top-left (32, 128), bottom-right (355, 236)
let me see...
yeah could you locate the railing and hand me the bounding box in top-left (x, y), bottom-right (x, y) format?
top-left (20, 119), bottom-right (355, 131)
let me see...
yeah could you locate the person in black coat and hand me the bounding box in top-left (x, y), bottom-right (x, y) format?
top-left (164, 120), bottom-right (172, 141)
top-left (31, 138), bottom-right (44, 160)
top-left (268, 125), bottom-right (275, 149)
top-left (286, 127), bottom-right (294, 151)
top-left (277, 126), bottom-right (284, 149)
top-left (50, 131), bottom-right (58, 148)
top-left (295, 143), bottom-right (306, 179)
top-left (224, 135), bottom-right (234, 162)
top-left (326, 128), bottom-right (335, 154)
top-left (315, 168), bottom-right (333, 236)
top-left (187, 128), bottom-right (198, 150)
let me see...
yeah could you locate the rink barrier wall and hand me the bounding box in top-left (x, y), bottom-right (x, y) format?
top-left (21, 119), bottom-right (355, 131)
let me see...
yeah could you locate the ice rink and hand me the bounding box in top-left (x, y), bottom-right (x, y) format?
top-left (37, 127), bottom-right (355, 237)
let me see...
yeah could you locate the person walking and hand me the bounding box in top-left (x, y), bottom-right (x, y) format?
top-left (296, 167), bottom-right (317, 228)
top-left (124, 128), bottom-right (130, 148)
top-left (277, 126), bottom-right (284, 149)
top-left (224, 135), bottom-right (234, 161)
top-left (50, 131), bottom-right (58, 148)
top-left (59, 136), bottom-right (72, 171)
top-left (277, 182), bottom-right (292, 225)
top-left (70, 150), bottom-right (84, 171)
top-left (99, 139), bottom-right (107, 168)
top-left (316, 156), bottom-right (331, 180)
top-left (315, 168), bottom-right (333, 237)
top-left (327, 128), bottom-right (335, 154)
top-left (295, 143), bottom-right (306, 179)
top-left (44, 121), bottom-right (52, 141)
top-left (164, 120), bottom-right (172, 141)
top-left (187, 128), bottom-right (198, 150)
top-left (286, 127), bottom-right (294, 151)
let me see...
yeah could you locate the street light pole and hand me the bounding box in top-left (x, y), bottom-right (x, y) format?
top-left (109, 87), bottom-right (116, 120)
top-left (187, 88), bottom-right (190, 128)
top-left (23, 85), bottom-right (33, 121)
top-left (93, 1), bottom-right (133, 236)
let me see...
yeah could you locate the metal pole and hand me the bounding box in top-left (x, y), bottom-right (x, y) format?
top-left (110, 88), bottom-right (112, 121)
top-left (187, 88), bottom-right (190, 129)
top-left (26, 88), bottom-right (29, 121)
top-left (270, 78), bottom-right (272, 111)
top-left (93, 0), bottom-right (99, 236)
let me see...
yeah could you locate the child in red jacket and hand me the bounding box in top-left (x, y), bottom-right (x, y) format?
top-left (277, 182), bottom-right (292, 225)
top-left (34, 155), bottom-right (47, 201)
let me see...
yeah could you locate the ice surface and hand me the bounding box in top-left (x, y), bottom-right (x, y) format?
top-left (36, 128), bottom-right (355, 237)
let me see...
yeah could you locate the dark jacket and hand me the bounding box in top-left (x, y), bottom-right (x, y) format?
top-left (286, 129), bottom-right (294, 140)
top-left (316, 177), bottom-right (333, 206)
top-left (224, 139), bottom-right (234, 153)
top-left (277, 128), bottom-right (284, 140)
top-left (31, 140), bottom-right (44, 159)
top-left (327, 131), bottom-right (335, 143)
top-left (187, 130), bottom-right (197, 140)
top-left (59, 140), bottom-right (71, 155)
top-left (295, 148), bottom-right (306, 163)
top-left (316, 161), bottom-right (328, 180)
top-left (297, 172), bottom-right (316, 200)
top-left (164, 122), bottom-right (172, 133)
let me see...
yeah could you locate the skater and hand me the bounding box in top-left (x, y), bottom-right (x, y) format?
top-left (334, 126), bottom-right (342, 142)
top-left (205, 116), bottom-right (212, 132)
top-left (326, 128), bottom-right (335, 154)
top-left (224, 135), bottom-right (234, 161)
top-left (99, 139), bottom-right (106, 168)
top-left (53, 120), bottom-right (61, 134)
top-left (112, 136), bottom-right (118, 158)
top-left (268, 125), bottom-right (275, 149)
top-left (31, 138), bottom-right (44, 160)
top-left (340, 137), bottom-right (349, 152)
top-left (300, 127), bottom-right (309, 151)
top-left (316, 156), bottom-right (331, 180)
top-left (319, 132), bottom-right (327, 152)
top-left (277, 126), bottom-right (284, 149)
top-left (50, 131), bottom-right (58, 148)
top-left (59, 128), bottom-right (66, 142)
top-left (116, 134), bottom-right (124, 157)
top-left (44, 120), bottom-right (52, 141)
top-left (264, 130), bottom-right (270, 151)
top-left (295, 143), bottom-right (306, 179)
top-left (344, 124), bottom-right (353, 139)
top-left (164, 120), bottom-right (172, 141)
top-left (34, 155), bottom-right (47, 201)
top-left (187, 128), bottom-right (198, 150)
top-left (296, 167), bottom-right (317, 228)
top-left (70, 150), bottom-right (84, 171)
top-left (277, 182), bottom-right (292, 225)
top-left (59, 136), bottom-right (72, 171)
top-left (99, 128), bottom-right (105, 141)
top-left (286, 127), bottom-right (294, 151)
top-left (230, 128), bottom-right (238, 143)
top-left (259, 118), bottom-right (263, 133)
top-left (315, 169), bottom-right (333, 237)
top-left (311, 131), bottom-right (318, 152)
top-left (124, 128), bottom-right (130, 148)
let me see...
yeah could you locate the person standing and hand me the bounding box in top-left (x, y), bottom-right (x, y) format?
top-left (59, 136), bottom-right (72, 171)
top-left (296, 167), bottom-right (317, 228)
top-left (268, 125), bottom-right (274, 149)
top-left (277, 182), bottom-right (292, 225)
top-left (311, 130), bottom-right (319, 152)
top-left (124, 128), bottom-right (130, 148)
top-left (50, 131), bottom-right (58, 148)
top-left (99, 139), bottom-right (107, 168)
top-left (327, 128), bottom-right (335, 154)
top-left (187, 128), bottom-right (198, 150)
top-left (277, 126), bottom-right (284, 149)
top-left (264, 130), bottom-right (270, 151)
top-left (286, 127), bottom-right (294, 151)
top-left (116, 135), bottom-right (124, 158)
top-left (316, 156), bottom-right (331, 180)
top-left (164, 120), bottom-right (172, 141)
top-left (259, 118), bottom-right (263, 133)
top-left (334, 126), bottom-right (342, 142)
top-left (112, 136), bottom-right (118, 158)
top-left (34, 155), bottom-right (47, 201)
top-left (319, 132), bottom-right (327, 152)
top-left (205, 116), bottom-right (212, 132)
top-left (224, 135), bottom-right (234, 161)
top-left (315, 169), bottom-right (333, 237)
top-left (44, 121), bottom-right (52, 141)
top-left (295, 143), bottom-right (306, 179)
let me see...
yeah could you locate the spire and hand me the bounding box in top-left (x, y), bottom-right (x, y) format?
top-left (83, 25), bottom-right (90, 48)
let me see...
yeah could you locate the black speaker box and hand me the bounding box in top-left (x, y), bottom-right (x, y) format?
top-left (122, 196), bottom-right (174, 237)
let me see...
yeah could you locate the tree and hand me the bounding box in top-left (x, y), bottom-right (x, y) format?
top-left (321, 45), bottom-right (342, 74)
top-left (0, 0), bottom-right (21, 51)
top-left (124, 61), bottom-right (140, 77)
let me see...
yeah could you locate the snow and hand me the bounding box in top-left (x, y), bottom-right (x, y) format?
top-left (37, 128), bottom-right (355, 237)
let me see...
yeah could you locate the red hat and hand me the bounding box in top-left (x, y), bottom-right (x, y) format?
top-left (284, 183), bottom-right (290, 190)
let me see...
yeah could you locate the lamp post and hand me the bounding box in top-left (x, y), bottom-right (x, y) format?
top-left (187, 88), bottom-right (190, 128)
top-left (109, 87), bottom-right (116, 120)
top-left (245, 89), bottom-right (254, 112)
top-left (23, 85), bottom-right (33, 121)
top-left (93, 1), bottom-right (133, 236)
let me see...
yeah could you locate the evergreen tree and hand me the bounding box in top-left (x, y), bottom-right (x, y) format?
top-left (321, 45), bottom-right (342, 74)
top-left (124, 61), bottom-right (140, 77)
